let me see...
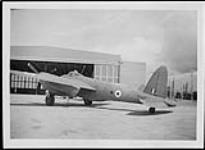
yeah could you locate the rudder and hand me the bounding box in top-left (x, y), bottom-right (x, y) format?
top-left (143, 66), bottom-right (168, 98)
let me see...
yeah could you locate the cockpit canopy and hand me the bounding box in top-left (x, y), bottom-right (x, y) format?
top-left (67, 70), bottom-right (81, 77)
top-left (61, 70), bottom-right (83, 79)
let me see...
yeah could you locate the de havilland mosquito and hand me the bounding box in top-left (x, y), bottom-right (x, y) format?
top-left (11, 63), bottom-right (176, 113)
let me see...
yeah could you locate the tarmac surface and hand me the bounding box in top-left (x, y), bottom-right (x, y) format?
top-left (10, 94), bottom-right (197, 140)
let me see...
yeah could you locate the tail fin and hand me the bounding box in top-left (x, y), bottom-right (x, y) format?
top-left (144, 66), bottom-right (168, 98)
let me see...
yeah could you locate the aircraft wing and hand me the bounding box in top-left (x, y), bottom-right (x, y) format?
top-left (10, 70), bottom-right (96, 97)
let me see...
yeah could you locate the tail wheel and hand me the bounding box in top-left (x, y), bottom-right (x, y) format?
top-left (149, 107), bottom-right (156, 113)
top-left (84, 99), bottom-right (92, 106)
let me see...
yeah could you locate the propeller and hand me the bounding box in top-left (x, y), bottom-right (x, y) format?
top-left (80, 65), bottom-right (86, 74)
top-left (27, 62), bottom-right (39, 73)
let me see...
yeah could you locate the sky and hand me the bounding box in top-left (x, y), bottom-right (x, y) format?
top-left (11, 9), bottom-right (197, 77)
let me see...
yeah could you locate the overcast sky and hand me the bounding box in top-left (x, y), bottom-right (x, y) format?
top-left (11, 9), bottom-right (197, 76)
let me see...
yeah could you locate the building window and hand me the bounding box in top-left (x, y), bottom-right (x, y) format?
top-left (94, 64), bottom-right (119, 83)
top-left (94, 65), bottom-right (102, 81)
top-left (108, 65), bottom-right (113, 77)
top-left (10, 73), bottom-right (39, 90)
top-left (102, 65), bottom-right (106, 78)
top-left (114, 65), bottom-right (119, 83)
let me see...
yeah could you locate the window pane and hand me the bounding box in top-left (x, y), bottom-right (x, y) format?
top-left (108, 77), bottom-right (113, 82)
top-left (34, 79), bottom-right (37, 89)
top-left (102, 65), bottom-right (106, 76)
top-left (11, 74), bottom-right (15, 81)
top-left (14, 76), bottom-right (18, 88)
top-left (15, 75), bottom-right (18, 81)
top-left (26, 79), bottom-right (28, 89)
top-left (17, 76), bottom-right (20, 88)
top-left (11, 80), bottom-right (15, 88)
top-left (95, 76), bottom-right (100, 80)
top-left (29, 77), bottom-right (32, 89)
top-left (19, 76), bottom-right (23, 88)
top-left (108, 65), bottom-right (113, 77)
top-left (114, 65), bottom-right (119, 77)
top-left (25, 76), bottom-right (28, 88)
top-left (22, 76), bottom-right (25, 88)
top-left (114, 77), bottom-right (119, 83)
top-left (95, 65), bottom-right (100, 76)
top-left (11, 74), bottom-right (15, 88)
top-left (102, 77), bottom-right (106, 81)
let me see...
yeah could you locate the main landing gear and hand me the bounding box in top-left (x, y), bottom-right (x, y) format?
top-left (83, 99), bottom-right (92, 106)
top-left (148, 107), bottom-right (156, 114)
top-left (45, 90), bottom-right (55, 106)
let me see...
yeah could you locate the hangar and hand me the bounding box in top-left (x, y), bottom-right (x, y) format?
top-left (10, 46), bottom-right (146, 94)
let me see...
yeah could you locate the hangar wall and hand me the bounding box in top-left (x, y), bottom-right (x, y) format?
top-left (120, 61), bottom-right (146, 87)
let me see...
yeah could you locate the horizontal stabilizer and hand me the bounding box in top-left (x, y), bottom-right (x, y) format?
top-left (142, 95), bottom-right (177, 109)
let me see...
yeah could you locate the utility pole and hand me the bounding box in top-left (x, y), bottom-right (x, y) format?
top-left (190, 72), bottom-right (193, 100)
top-left (168, 79), bottom-right (171, 98)
top-left (172, 78), bottom-right (175, 99)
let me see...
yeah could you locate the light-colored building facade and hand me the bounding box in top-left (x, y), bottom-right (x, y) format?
top-left (168, 72), bottom-right (197, 99)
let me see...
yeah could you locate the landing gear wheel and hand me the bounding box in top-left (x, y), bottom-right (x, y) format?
top-left (83, 99), bottom-right (92, 106)
top-left (149, 107), bottom-right (156, 114)
top-left (45, 91), bottom-right (55, 106)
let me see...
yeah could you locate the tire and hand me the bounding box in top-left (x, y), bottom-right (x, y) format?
top-left (149, 107), bottom-right (155, 114)
top-left (45, 95), bottom-right (55, 106)
top-left (84, 99), bottom-right (92, 106)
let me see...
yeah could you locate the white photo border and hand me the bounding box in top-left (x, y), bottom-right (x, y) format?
top-left (3, 1), bottom-right (204, 148)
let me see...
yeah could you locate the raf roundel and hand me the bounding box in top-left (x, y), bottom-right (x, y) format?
top-left (114, 90), bottom-right (122, 98)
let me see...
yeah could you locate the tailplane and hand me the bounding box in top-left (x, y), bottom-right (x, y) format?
top-left (144, 66), bottom-right (168, 98)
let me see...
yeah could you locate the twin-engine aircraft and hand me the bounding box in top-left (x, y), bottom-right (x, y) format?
top-left (11, 63), bottom-right (176, 113)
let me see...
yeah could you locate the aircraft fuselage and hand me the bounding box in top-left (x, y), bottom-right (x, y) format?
top-left (65, 74), bottom-right (143, 104)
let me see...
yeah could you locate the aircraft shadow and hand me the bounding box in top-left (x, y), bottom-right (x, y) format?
top-left (127, 110), bottom-right (173, 116)
top-left (96, 107), bottom-right (173, 115)
top-left (11, 103), bottom-right (173, 115)
top-left (10, 102), bottom-right (109, 108)
top-left (96, 106), bottom-right (134, 112)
